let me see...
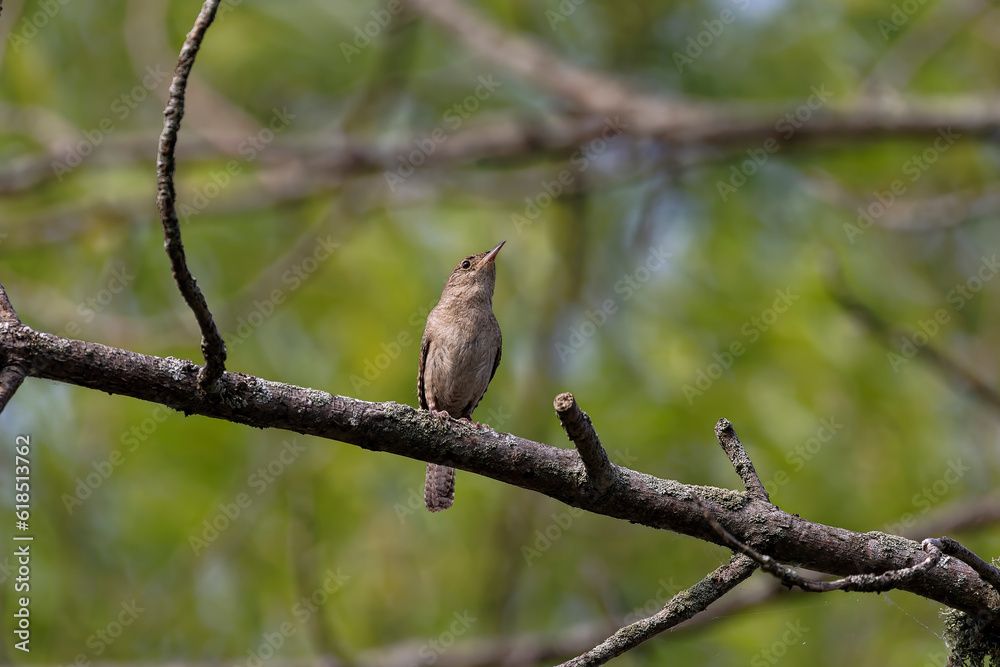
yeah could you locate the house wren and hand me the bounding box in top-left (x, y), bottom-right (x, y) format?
top-left (418, 240), bottom-right (504, 512)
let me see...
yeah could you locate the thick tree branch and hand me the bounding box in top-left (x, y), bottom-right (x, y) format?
top-left (700, 498), bottom-right (943, 594)
top-left (714, 418), bottom-right (768, 502)
top-left (559, 554), bottom-right (758, 667)
top-left (408, 0), bottom-right (698, 126)
top-left (408, 0), bottom-right (1000, 146)
top-left (0, 288), bottom-right (997, 619)
top-left (156, 0), bottom-right (227, 390)
top-left (553, 392), bottom-right (615, 491)
top-left (927, 537), bottom-right (1000, 594)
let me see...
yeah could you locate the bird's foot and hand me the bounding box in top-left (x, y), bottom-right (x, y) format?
top-left (430, 409), bottom-right (452, 421)
top-left (459, 417), bottom-right (490, 430)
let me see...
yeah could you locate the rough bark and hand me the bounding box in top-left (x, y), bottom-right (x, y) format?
top-left (2, 314), bottom-right (998, 618)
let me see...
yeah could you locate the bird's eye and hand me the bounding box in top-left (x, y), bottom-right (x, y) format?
top-left (461, 260), bottom-right (472, 269)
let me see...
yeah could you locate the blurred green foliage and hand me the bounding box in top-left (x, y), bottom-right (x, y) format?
top-left (1, 0), bottom-right (999, 665)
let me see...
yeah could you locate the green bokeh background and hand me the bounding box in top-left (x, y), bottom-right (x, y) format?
top-left (1, 0), bottom-right (999, 665)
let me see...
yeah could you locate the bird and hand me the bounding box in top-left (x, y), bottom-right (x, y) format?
top-left (418, 240), bottom-right (504, 512)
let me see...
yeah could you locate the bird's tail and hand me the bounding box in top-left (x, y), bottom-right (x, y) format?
top-left (424, 463), bottom-right (455, 512)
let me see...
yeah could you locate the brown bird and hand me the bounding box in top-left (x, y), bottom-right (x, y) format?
top-left (418, 240), bottom-right (504, 512)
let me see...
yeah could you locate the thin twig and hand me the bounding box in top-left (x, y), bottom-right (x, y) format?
top-left (698, 497), bottom-right (941, 593)
top-left (559, 554), bottom-right (758, 667)
top-left (0, 364), bottom-right (26, 414)
top-left (714, 418), bottom-right (769, 502)
top-left (0, 282), bottom-right (21, 324)
top-left (0, 283), bottom-right (26, 413)
top-left (554, 392), bottom-right (615, 490)
top-left (925, 537), bottom-right (1000, 594)
top-left (156, 0), bottom-right (227, 390)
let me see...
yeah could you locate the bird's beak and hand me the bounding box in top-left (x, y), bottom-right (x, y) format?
top-left (476, 240), bottom-right (505, 269)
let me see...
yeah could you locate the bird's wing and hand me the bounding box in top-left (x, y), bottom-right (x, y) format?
top-left (417, 330), bottom-right (431, 410)
top-left (488, 325), bottom-right (502, 384)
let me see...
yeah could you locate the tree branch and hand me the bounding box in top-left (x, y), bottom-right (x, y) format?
top-left (0, 286), bottom-right (996, 619)
top-left (699, 498), bottom-right (944, 594)
top-left (0, 282), bottom-right (20, 324)
top-left (553, 392), bottom-right (615, 491)
top-left (408, 0), bottom-right (1000, 146)
top-left (927, 537), bottom-right (1000, 594)
top-left (156, 0), bottom-right (227, 391)
top-left (714, 418), bottom-right (768, 502)
top-left (408, 0), bottom-right (696, 125)
top-left (559, 554), bottom-right (758, 667)
top-left (0, 282), bottom-right (25, 413)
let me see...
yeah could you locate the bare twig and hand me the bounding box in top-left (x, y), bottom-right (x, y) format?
top-left (553, 392), bottom-right (615, 490)
top-left (0, 284), bottom-right (26, 413)
top-left (0, 282), bottom-right (20, 324)
top-left (714, 418), bottom-right (769, 502)
top-left (156, 0), bottom-right (227, 390)
top-left (0, 364), bottom-right (26, 414)
top-left (925, 537), bottom-right (1000, 594)
top-left (698, 498), bottom-right (942, 594)
top-left (559, 554), bottom-right (758, 667)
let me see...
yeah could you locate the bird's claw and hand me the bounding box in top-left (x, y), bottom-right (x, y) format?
top-left (460, 417), bottom-right (489, 430)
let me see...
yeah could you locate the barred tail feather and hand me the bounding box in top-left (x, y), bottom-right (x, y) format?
top-left (424, 463), bottom-right (455, 512)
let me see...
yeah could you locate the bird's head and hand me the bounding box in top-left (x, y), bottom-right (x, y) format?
top-left (442, 240), bottom-right (505, 300)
